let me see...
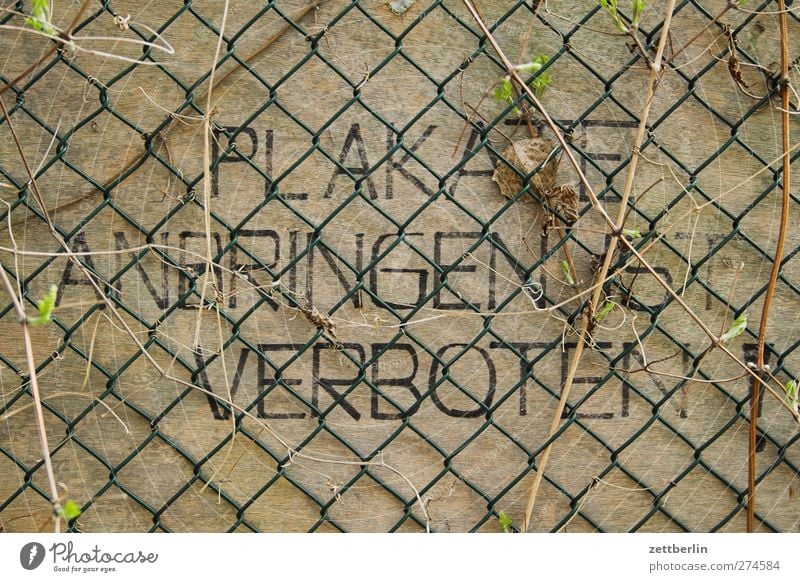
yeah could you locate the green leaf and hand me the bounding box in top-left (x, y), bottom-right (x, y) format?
top-left (622, 228), bottom-right (642, 239)
top-left (525, 54), bottom-right (552, 99)
top-left (599, 0), bottom-right (627, 32)
top-left (493, 54), bottom-right (553, 116)
top-left (631, 0), bottom-right (647, 28)
top-left (498, 510), bottom-right (513, 533)
top-left (594, 301), bottom-right (615, 323)
top-left (785, 379), bottom-right (798, 410)
top-left (720, 313), bottom-right (747, 343)
top-left (58, 498), bottom-right (81, 521)
top-left (25, 0), bottom-right (56, 36)
top-left (561, 260), bottom-right (574, 285)
top-left (599, 0), bottom-right (618, 13)
top-left (492, 78), bottom-right (513, 105)
top-left (491, 78), bottom-right (522, 116)
top-left (27, 284), bottom-right (58, 326)
top-left (516, 62), bottom-right (542, 76)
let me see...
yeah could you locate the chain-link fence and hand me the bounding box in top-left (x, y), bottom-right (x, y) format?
top-left (1, 0), bottom-right (799, 532)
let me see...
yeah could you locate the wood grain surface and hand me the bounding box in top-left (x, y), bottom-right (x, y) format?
top-left (1, 0), bottom-right (798, 532)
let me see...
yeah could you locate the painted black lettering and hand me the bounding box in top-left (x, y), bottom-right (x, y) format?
top-left (212, 126), bottom-right (258, 198)
top-left (324, 123), bottom-right (378, 199)
top-left (263, 129), bottom-right (307, 200)
top-left (674, 232), bottom-right (727, 310)
top-left (298, 232), bottom-right (314, 302)
top-left (619, 342), bottom-right (691, 417)
top-left (501, 118), bottom-right (636, 200)
top-left (227, 229), bottom-right (280, 310)
top-left (370, 343), bottom-right (421, 419)
top-left (57, 232), bottom-right (106, 305)
top-left (256, 344), bottom-right (306, 419)
top-left (312, 237), bottom-right (364, 308)
top-left (312, 342), bottom-right (366, 420)
top-left (195, 348), bottom-right (250, 420)
top-left (428, 343), bottom-right (496, 418)
top-left (560, 341), bottom-right (613, 419)
top-left (489, 232), bottom-right (544, 308)
top-left (369, 233), bottom-right (428, 309)
top-left (489, 341), bottom-right (550, 415)
top-left (433, 231), bottom-right (480, 310)
top-left (385, 125), bottom-right (437, 198)
top-left (178, 231), bottom-right (224, 307)
top-left (114, 231), bottom-right (170, 308)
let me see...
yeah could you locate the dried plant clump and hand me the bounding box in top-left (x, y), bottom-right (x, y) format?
top-left (492, 138), bottom-right (558, 201)
top-left (298, 298), bottom-right (339, 343)
top-left (546, 184), bottom-right (579, 224)
top-left (492, 138), bottom-right (579, 223)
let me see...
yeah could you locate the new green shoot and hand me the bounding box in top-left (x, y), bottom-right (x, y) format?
top-left (58, 498), bottom-right (81, 522)
top-left (594, 301), bottom-right (615, 323)
top-left (517, 54), bottom-right (553, 99)
top-left (631, 0), bottom-right (647, 29)
top-left (498, 510), bottom-right (513, 533)
top-left (561, 260), bottom-right (575, 285)
top-left (25, 0), bottom-right (56, 36)
top-left (785, 379), bottom-right (798, 413)
top-left (598, 0), bottom-right (647, 33)
top-left (720, 313), bottom-right (747, 343)
top-left (599, 0), bottom-right (626, 32)
top-left (492, 54), bottom-right (553, 115)
top-left (27, 285), bottom-right (58, 326)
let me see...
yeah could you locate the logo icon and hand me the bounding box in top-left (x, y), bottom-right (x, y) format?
top-left (20, 542), bottom-right (46, 570)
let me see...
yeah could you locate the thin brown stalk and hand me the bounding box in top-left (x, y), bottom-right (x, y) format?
top-left (749, 0), bottom-right (790, 534)
top-left (515, 0), bottom-right (542, 63)
top-left (0, 267), bottom-right (62, 531)
top-left (525, 0), bottom-right (676, 532)
top-left (459, 0), bottom-right (677, 531)
top-left (666, 1), bottom-right (733, 66)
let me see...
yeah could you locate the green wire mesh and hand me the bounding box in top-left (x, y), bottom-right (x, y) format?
top-left (1, 0), bottom-right (799, 532)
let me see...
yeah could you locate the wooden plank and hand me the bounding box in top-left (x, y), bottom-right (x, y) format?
top-left (1, 0), bottom-right (798, 532)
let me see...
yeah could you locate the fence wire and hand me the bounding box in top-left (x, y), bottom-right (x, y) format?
top-left (1, 0), bottom-right (799, 532)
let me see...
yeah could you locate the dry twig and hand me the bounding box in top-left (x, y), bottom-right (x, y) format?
top-left (0, 267), bottom-right (63, 531)
top-left (749, 0), bottom-right (791, 534)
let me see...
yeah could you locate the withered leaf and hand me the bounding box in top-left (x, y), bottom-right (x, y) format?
top-left (547, 184), bottom-right (579, 224)
top-left (491, 138), bottom-right (558, 202)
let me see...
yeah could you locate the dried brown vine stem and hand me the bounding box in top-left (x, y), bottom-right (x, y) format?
top-left (725, 28), bottom-right (772, 100)
top-left (666, 0), bottom-right (735, 66)
top-left (0, 266), bottom-right (63, 532)
top-left (749, 0), bottom-right (791, 535)
top-left (527, 0), bottom-right (675, 532)
top-left (515, 0), bottom-right (542, 64)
